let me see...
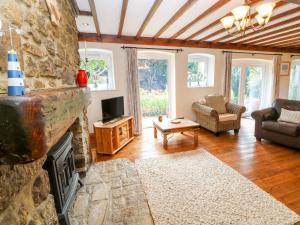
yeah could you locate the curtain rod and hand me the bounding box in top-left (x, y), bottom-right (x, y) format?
top-left (222, 50), bottom-right (282, 56)
top-left (291, 54), bottom-right (300, 57)
top-left (121, 45), bottom-right (183, 53)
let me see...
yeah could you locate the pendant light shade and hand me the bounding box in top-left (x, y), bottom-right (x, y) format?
top-left (256, 2), bottom-right (275, 18)
top-left (231, 5), bottom-right (250, 21)
top-left (255, 14), bottom-right (265, 25)
top-left (220, 16), bottom-right (235, 29)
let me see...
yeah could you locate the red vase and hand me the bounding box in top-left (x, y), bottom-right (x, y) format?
top-left (76, 69), bottom-right (88, 87)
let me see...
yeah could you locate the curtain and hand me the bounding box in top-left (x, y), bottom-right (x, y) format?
top-left (126, 48), bottom-right (142, 135)
top-left (224, 52), bottom-right (232, 100)
top-left (273, 55), bottom-right (281, 100)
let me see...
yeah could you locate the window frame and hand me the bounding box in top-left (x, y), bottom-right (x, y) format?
top-left (187, 53), bottom-right (215, 88)
top-left (79, 48), bottom-right (115, 91)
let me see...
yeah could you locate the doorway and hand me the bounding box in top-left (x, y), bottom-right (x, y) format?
top-left (231, 59), bottom-right (273, 116)
top-left (137, 51), bottom-right (175, 128)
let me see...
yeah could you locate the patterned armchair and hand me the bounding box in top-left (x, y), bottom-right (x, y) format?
top-left (192, 95), bottom-right (246, 135)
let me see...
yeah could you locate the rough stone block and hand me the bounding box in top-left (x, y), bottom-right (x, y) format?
top-left (72, 193), bottom-right (89, 217)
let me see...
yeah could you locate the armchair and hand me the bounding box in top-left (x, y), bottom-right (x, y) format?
top-left (192, 95), bottom-right (246, 135)
top-left (251, 99), bottom-right (300, 149)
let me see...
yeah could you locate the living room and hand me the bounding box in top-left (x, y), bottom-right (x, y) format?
top-left (0, 0), bottom-right (300, 225)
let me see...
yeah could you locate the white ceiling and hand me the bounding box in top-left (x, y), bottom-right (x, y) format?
top-left (75, 0), bottom-right (300, 45)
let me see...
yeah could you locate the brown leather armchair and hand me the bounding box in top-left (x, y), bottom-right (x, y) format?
top-left (251, 99), bottom-right (300, 149)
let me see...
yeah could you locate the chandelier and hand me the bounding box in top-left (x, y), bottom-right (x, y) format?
top-left (220, 0), bottom-right (276, 36)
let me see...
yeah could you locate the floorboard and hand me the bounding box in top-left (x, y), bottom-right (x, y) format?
top-left (90, 118), bottom-right (300, 216)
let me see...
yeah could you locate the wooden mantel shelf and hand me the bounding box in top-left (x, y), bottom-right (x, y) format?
top-left (0, 87), bottom-right (91, 165)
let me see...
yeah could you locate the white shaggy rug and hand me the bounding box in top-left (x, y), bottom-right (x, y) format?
top-left (135, 149), bottom-right (300, 225)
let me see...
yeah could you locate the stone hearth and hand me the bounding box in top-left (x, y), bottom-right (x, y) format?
top-left (69, 159), bottom-right (153, 225)
top-left (0, 88), bottom-right (91, 225)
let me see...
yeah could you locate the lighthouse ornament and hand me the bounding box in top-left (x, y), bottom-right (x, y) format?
top-left (7, 50), bottom-right (25, 96)
top-left (4, 24), bottom-right (25, 96)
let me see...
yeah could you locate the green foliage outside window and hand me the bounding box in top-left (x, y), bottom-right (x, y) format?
top-left (289, 64), bottom-right (300, 100)
top-left (138, 59), bottom-right (167, 90)
top-left (138, 59), bottom-right (168, 117)
top-left (231, 66), bottom-right (241, 104)
top-left (245, 66), bottom-right (262, 99)
top-left (80, 58), bottom-right (109, 89)
top-left (187, 61), bottom-right (206, 87)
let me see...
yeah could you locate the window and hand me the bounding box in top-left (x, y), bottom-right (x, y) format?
top-left (231, 59), bottom-right (273, 116)
top-left (187, 54), bottom-right (214, 88)
top-left (288, 60), bottom-right (300, 100)
top-left (79, 49), bottom-right (115, 91)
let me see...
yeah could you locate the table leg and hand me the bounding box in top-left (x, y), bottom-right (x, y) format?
top-left (194, 129), bottom-right (199, 147)
top-left (163, 133), bottom-right (168, 149)
top-left (154, 127), bottom-right (157, 138)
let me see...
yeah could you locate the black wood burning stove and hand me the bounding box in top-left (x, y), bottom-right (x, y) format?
top-left (44, 131), bottom-right (81, 225)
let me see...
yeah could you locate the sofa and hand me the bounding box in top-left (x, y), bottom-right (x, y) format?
top-left (251, 99), bottom-right (300, 149)
top-left (192, 95), bottom-right (246, 135)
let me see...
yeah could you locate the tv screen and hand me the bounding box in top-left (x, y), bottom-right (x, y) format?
top-left (101, 96), bottom-right (124, 123)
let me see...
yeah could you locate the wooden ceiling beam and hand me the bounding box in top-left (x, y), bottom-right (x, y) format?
top-left (269, 37), bottom-right (298, 47)
top-left (185, 0), bottom-right (261, 41)
top-left (224, 6), bottom-right (300, 43)
top-left (258, 34), bottom-right (300, 46)
top-left (277, 39), bottom-right (300, 46)
top-left (246, 28), bottom-right (300, 45)
top-left (136, 0), bottom-right (163, 38)
top-left (276, 41), bottom-right (300, 48)
top-left (88, 0), bottom-right (101, 36)
top-left (208, 1), bottom-right (286, 42)
top-left (78, 33), bottom-right (300, 53)
top-left (234, 23), bottom-right (300, 44)
top-left (268, 40), bottom-right (300, 49)
top-left (118, 0), bottom-right (129, 37)
top-left (170, 0), bottom-right (230, 39)
top-left (154, 0), bottom-right (197, 39)
top-left (79, 10), bottom-right (93, 16)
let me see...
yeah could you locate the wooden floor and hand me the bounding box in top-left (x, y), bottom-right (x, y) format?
top-left (91, 118), bottom-right (300, 216)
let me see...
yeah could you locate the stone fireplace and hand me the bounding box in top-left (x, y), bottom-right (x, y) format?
top-left (0, 88), bottom-right (91, 224)
top-left (0, 0), bottom-right (89, 224)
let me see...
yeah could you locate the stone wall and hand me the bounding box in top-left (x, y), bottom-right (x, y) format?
top-left (0, 156), bottom-right (58, 225)
top-left (0, 0), bottom-right (87, 224)
top-left (0, 0), bottom-right (80, 93)
top-left (70, 110), bottom-right (91, 175)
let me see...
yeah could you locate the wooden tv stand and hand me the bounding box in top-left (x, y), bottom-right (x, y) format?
top-left (93, 116), bottom-right (134, 154)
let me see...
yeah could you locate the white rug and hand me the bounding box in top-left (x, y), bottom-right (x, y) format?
top-left (135, 149), bottom-right (300, 225)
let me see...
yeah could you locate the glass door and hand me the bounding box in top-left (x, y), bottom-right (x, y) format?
top-left (231, 60), bottom-right (267, 116)
top-left (244, 66), bottom-right (263, 115)
top-left (288, 60), bottom-right (300, 100)
top-left (138, 58), bottom-right (169, 128)
top-left (231, 66), bottom-right (242, 105)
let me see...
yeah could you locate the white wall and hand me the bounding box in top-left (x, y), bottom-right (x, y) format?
top-left (79, 42), bottom-right (297, 133)
top-left (175, 48), bottom-right (224, 120)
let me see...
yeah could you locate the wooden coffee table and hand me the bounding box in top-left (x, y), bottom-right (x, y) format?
top-left (153, 119), bottom-right (200, 149)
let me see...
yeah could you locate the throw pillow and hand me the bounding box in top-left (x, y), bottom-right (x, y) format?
top-left (205, 95), bottom-right (227, 114)
top-left (198, 99), bottom-right (206, 104)
top-left (278, 108), bottom-right (300, 124)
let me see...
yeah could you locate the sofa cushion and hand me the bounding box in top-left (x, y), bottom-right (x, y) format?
top-left (219, 113), bottom-right (238, 122)
top-left (205, 95), bottom-right (227, 114)
top-left (278, 108), bottom-right (300, 124)
top-left (262, 121), bottom-right (299, 137)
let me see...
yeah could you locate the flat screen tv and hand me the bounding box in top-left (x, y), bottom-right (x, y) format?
top-left (101, 96), bottom-right (124, 123)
